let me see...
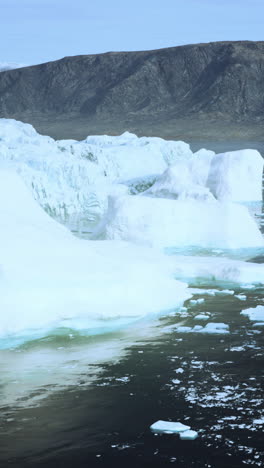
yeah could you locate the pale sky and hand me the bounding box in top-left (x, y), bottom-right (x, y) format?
top-left (0, 0), bottom-right (263, 65)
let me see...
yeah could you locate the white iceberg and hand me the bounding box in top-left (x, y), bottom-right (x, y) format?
top-left (206, 150), bottom-right (264, 202)
top-left (171, 255), bottom-right (264, 286)
top-left (179, 430), bottom-right (199, 440)
top-left (241, 306), bottom-right (264, 322)
top-left (0, 120), bottom-right (194, 224)
top-left (1, 119), bottom-right (262, 233)
top-left (143, 163), bottom-right (215, 201)
top-left (150, 420), bottom-right (190, 434)
top-left (94, 194), bottom-right (264, 249)
top-left (194, 314), bottom-right (210, 321)
top-left (176, 323), bottom-right (229, 334)
top-left (0, 170), bottom-right (191, 342)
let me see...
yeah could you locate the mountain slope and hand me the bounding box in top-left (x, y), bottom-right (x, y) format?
top-left (0, 41), bottom-right (263, 140)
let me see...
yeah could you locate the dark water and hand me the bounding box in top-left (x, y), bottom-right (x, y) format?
top-left (0, 286), bottom-right (263, 468)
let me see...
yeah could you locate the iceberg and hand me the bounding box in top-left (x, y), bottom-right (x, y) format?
top-left (94, 194), bottom-right (264, 249)
top-left (0, 119), bottom-right (263, 344)
top-left (241, 306), bottom-right (264, 322)
top-left (206, 150), bottom-right (264, 202)
top-left (0, 120), bottom-right (194, 225)
top-left (0, 170), bottom-right (191, 343)
top-left (150, 420), bottom-right (190, 434)
top-left (143, 163), bottom-right (215, 201)
top-left (0, 119), bottom-right (263, 232)
top-left (171, 255), bottom-right (264, 285)
top-left (179, 430), bottom-right (199, 440)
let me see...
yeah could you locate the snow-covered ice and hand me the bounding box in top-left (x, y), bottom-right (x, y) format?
top-left (214, 290), bottom-right (234, 296)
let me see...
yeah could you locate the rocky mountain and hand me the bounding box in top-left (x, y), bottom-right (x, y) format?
top-left (0, 41), bottom-right (264, 141)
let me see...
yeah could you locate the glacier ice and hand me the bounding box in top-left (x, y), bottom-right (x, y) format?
top-left (206, 150), bottom-right (264, 202)
top-left (0, 120), bottom-right (194, 225)
top-left (143, 163), bottom-right (215, 201)
top-left (0, 118), bottom-right (263, 345)
top-left (94, 194), bottom-right (263, 249)
top-left (0, 170), bottom-right (191, 341)
top-left (170, 255), bottom-right (264, 286)
top-left (0, 119), bottom-right (263, 232)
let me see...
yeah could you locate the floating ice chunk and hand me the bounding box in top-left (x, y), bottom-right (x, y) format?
top-left (171, 256), bottom-right (264, 286)
top-left (94, 195), bottom-right (264, 249)
top-left (241, 306), bottom-right (264, 322)
top-left (206, 150), bottom-right (264, 202)
top-left (175, 368), bottom-right (184, 373)
top-left (253, 322), bottom-right (264, 327)
top-left (177, 327), bottom-right (193, 333)
top-left (194, 314), bottom-right (210, 321)
top-left (171, 379), bottom-right (181, 384)
top-left (203, 323), bottom-right (229, 333)
top-left (179, 430), bottom-right (199, 440)
top-left (189, 289), bottom-right (216, 296)
top-left (240, 284), bottom-right (256, 290)
top-left (176, 323), bottom-right (229, 334)
top-left (235, 294), bottom-right (247, 301)
top-left (189, 298), bottom-right (205, 305)
top-left (215, 290), bottom-right (234, 296)
top-left (150, 420), bottom-right (190, 434)
top-left (253, 418), bottom-right (264, 425)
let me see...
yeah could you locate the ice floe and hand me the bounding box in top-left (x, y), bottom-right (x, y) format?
top-left (235, 294), bottom-right (247, 301)
top-left (150, 420), bottom-right (190, 434)
top-left (176, 323), bottom-right (229, 334)
top-left (194, 314), bottom-right (210, 321)
top-left (150, 420), bottom-right (199, 440)
top-left (241, 306), bottom-right (264, 322)
top-left (179, 430), bottom-right (199, 440)
top-left (170, 256), bottom-right (264, 286)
